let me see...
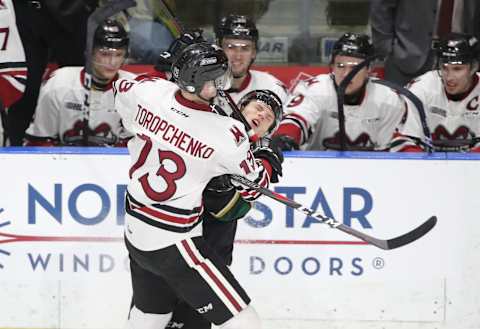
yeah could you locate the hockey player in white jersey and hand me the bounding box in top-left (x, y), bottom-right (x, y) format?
top-left (135, 29), bottom-right (284, 329)
top-left (115, 42), bottom-right (275, 329)
top-left (213, 14), bottom-right (287, 111)
top-left (390, 33), bottom-right (480, 152)
top-left (0, 0), bottom-right (27, 145)
top-left (271, 32), bottom-right (406, 151)
top-left (23, 19), bottom-right (135, 146)
top-left (163, 18), bottom-right (287, 329)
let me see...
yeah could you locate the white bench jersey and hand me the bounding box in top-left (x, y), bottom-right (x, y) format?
top-left (391, 71), bottom-right (480, 152)
top-left (0, 0), bottom-right (27, 108)
top-left (280, 74), bottom-right (405, 151)
top-left (25, 67), bottom-right (136, 146)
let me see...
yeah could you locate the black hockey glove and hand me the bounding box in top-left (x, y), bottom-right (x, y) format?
top-left (270, 135), bottom-right (299, 151)
top-left (154, 51), bottom-right (174, 72)
top-left (253, 145), bottom-right (284, 183)
top-left (154, 29), bottom-right (206, 72)
top-left (205, 174), bottom-right (235, 193)
top-left (169, 29), bottom-right (206, 57)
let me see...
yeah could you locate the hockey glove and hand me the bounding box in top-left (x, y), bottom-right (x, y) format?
top-left (270, 135), bottom-right (299, 151)
top-left (154, 51), bottom-right (174, 72)
top-left (154, 29), bottom-right (206, 72)
top-left (253, 145), bottom-right (284, 183)
top-left (205, 174), bottom-right (235, 193)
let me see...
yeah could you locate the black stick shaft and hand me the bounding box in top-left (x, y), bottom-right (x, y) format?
top-left (230, 174), bottom-right (437, 250)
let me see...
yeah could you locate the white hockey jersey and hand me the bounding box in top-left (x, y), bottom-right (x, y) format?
top-left (213, 69), bottom-right (288, 115)
top-left (113, 77), bottom-right (270, 250)
top-left (25, 67), bottom-right (136, 146)
top-left (278, 74), bottom-right (406, 151)
top-left (0, 0), bottom-right (27, 108)
top-left (391, 71), bottom-right (480, 152)
top-left (0, 0), bottom-right (27, 146)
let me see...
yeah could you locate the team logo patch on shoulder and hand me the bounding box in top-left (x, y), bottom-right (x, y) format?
top-left (229, 125), bottom-right (247, 146)
top-left (65, 101), bottom-right (82, 111)
top-left (430, 106), bottom-right (447, 118)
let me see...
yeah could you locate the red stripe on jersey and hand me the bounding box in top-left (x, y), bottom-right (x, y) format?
top-left (0, 69), bottom-right (27, 76)
top-left (181, 240), bottom-right (243, 312)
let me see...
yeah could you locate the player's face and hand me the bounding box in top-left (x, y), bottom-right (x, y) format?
top-left (241, 100), bottom-right (275, 137)
top-left (222, 38), bottom-right (256, 79)
top-left (92, 47), bottom-right (127, 81)
top-left (332, 55), bottom-right (369, 95)
top-left (440, 63), bottom-right (475, 95)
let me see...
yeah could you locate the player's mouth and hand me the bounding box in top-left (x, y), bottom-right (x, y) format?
top-left (231, 61), bottom-right (244, 68)
top-left (251, 119), bottom-right (259, 128)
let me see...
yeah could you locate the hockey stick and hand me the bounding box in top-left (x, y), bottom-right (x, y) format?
top-left (230, 174), bottom-right (437, 250)
top-left (371, 79), bottom-right (434, 153)
top-left (336, 55), bottom-right (376, 151)
top-left (82, 0), bottom-right (136, 145)
top-left (156, 0), bottom-right (183, 38)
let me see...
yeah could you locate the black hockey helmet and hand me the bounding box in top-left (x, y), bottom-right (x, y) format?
top-left (171, 42), bottom-right (230, 94)
top-left (238, 89), bottom-right (283, 133)
top-left (93, 19), bottom-right (129, 51)
top-left (215, 14), bottom-right (259, 46)
top-left (437, 33), bottom-right (480, 65)
top-left (331, 32), bottom-right (374, 62)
